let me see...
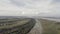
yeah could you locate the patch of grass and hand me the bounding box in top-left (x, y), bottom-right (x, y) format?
top-left (40, 19), bottom-right (60, 34)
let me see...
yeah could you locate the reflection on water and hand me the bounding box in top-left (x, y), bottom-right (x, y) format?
top-left (41, 18), bottom-right (60, 22)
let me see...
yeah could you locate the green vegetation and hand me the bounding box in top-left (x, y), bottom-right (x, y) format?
top-left (0, 20), bottom-right (29, 29)
top-left (0, 18), bottom-right (36, 34)
top-left (40, 19), bottom-right (60, 34)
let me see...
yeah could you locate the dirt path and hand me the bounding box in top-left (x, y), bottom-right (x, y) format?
top-left (28, 19), bottom-right (43, 34)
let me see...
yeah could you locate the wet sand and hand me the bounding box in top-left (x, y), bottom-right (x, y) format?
top-left (28, 19), bottom-right (42, 34)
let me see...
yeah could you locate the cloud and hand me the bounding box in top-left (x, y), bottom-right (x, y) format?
top-left (53, 0), bottom-right (60, 2)
top-left (0, 0), bottom-right (60, 17)
top-left (10, 0), bottom-right (26, 7)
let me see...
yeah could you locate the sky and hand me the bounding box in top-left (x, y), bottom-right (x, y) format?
top-left (0, 0), bottom-right (60, 17)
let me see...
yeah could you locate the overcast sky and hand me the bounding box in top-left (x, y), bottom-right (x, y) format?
top-left (0, 0), bottom-right (59, 17)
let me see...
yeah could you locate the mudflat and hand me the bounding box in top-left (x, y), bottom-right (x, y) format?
top-left (28, 19), bottom-right (60, 34)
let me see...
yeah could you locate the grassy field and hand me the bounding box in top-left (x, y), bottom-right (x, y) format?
top-left (40, 19), bottom-right (60, 34)
top-left (0, 18), bottom-right (36, 34)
